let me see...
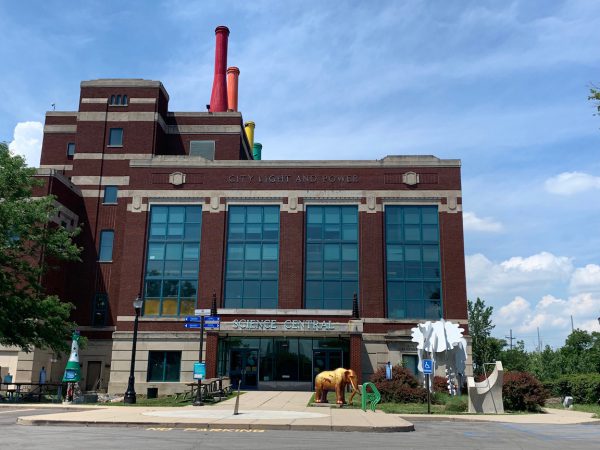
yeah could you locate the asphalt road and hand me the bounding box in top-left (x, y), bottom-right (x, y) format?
top-left (1, 408), bottom-right (600, 449)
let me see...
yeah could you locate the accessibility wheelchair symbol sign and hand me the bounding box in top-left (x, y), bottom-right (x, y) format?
top-left (422, 359), bottom-right (433, 375)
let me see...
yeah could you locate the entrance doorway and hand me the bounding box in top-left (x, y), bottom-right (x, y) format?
top-left (85, 361), bottom-right (102, 391)
top-left (312, 349), bottom-right (343, 383)
top-left (229, 348), bottom-right (259, 389)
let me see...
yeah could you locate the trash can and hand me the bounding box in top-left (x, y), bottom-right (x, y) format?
top-left (147, 387), bottom-right (158, 399)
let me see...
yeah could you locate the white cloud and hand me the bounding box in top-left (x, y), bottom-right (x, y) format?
top-left (8, 121), bottom-right (43, 167)
top-left (497, 296), bottom-right (531, 325)
top-left (494, 292), bottom-right (598, 335)
top-left (500, 252), bottom-right (573, 274)
top-left (576, 319), bottom-right (600, 333)
top-left (569, 264), bottom-right (600, 294)
top-left (466, 251), bottom-right (573, 300)
top-left (463, 212), bottom-right (503, 233)
top-left (544, 171), bottom-right (600, 195)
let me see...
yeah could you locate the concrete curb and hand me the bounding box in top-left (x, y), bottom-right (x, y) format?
top-left (16, 417), bottom-right (415, 432)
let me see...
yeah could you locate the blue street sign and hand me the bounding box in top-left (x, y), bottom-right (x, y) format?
top-left (185, 316), bottom-right (202, 322)
top-left (205, 316), bottom-right (220, 322)
top-left (422, 359), bottom-right (433, 375)
top-left (193, 362), bottom-right (206, 380)
top-left (204, 323), bottom-right (220, 329)
top-left (184, 323), bottom-right (202, 329)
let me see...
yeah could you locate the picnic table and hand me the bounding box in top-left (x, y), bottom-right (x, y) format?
top-left (0, 382), bottom-right (63, 403)
top-left (184, 377), bottom-right (231, 402)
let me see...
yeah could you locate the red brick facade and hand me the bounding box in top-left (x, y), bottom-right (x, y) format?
top-left (35, 78), bottom-right (468, 392)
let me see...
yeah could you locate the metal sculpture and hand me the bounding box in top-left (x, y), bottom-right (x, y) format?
top-left (314, 368), bottom-right (360, 405)
top-left (411, 320), bottom-right (467, 395)
top-left (361, 382), bottom-right (381, 412)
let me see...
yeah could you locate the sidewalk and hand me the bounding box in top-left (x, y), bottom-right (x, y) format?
top-left (10, 391), bottom-right (600, 431)
top-left (14, 391), bottom-right (414, 432)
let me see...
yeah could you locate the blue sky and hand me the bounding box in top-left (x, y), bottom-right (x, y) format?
top-left (2, 0), bottom-right (600, 349)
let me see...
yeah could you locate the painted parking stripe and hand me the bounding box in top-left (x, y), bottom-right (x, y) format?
top-left (0, 409), bottom-right (37, 414)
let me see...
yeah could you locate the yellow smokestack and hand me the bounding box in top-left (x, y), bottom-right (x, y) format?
top-left (244, 121), bottom-right (255, 154)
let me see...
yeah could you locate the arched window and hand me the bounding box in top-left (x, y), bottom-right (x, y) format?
top-left (116, 95), bottom-right (122, 105)
top-left (122, 94), bottom-right (128, 105)
top-left (110, 95), bottom-right (116, 105)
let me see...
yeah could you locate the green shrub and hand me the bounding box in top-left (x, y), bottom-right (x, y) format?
top-left (370, 365), bottom-right (428, 403)
top-left (444, 395), bottom-right (468, 412)
top-left (554, 374), bottom-right (600, 404)
top-left (502, 371), bottom-right (548, 411)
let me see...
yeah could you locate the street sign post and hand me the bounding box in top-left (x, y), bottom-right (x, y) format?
top-left (422, 359), bottom-right (434, 414)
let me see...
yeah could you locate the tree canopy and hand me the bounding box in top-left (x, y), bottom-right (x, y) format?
top-left (0, 142), bottom-right (81, 353)
top-left (467, 297), bottom-right (495, 375)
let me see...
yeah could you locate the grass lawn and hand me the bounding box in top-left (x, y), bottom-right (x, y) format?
top-left (545, 401), bottom-right (600, 418)
top-left (308, 391), bottom-right (361, 408)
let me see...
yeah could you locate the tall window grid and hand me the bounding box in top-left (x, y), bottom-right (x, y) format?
top-left (224, 206), bottom-right (280, 308)
top-left (98, 230), bottom-right (114, 262)
top-left (385, 205), bottom-right (441, 319)
top-left (143, 205), bottom-right (201, 316)
top-left (305, 206), bottom-right (358, 309)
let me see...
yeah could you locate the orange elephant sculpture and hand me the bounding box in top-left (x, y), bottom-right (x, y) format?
top-left (314, 368), bottom-right (360, 405)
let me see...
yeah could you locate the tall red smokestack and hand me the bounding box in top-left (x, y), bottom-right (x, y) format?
top-left (227, 67), bottom-right (240, 112)
top-left (209, 26), bottom-right (229, 112)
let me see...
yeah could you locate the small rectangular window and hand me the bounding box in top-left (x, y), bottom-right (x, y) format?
top-left (67, 143), bottom-right (76, 158)
top-left (92, 293), bottom-right (108, 326)
top-left (147, 351), bottom-right (181, 382)
top-left (189, 141), bottom-right (215, 159)
top-left (108, 128), bottom-right (123, 146)
top-left (103, 186), bottom-right (118, 204)
top-left (99, 230), bottom-right (114, 261)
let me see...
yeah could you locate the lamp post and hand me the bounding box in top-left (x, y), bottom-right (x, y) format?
top-left (124, 294), bottom-right (144, 404)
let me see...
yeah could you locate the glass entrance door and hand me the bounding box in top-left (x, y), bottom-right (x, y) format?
top-left (229, 348), bottom-right (259, 389)
top-left (312, 349), bottom-right (343, 383)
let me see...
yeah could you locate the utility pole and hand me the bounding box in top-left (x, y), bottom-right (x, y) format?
top-left (505, 329), bottom-right (515, 350)
top-left (570, 315), bottom-right (574, 333)
top-left (537, 327), bottom-right (541, 352)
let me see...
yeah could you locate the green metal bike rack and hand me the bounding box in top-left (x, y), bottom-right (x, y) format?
top-left (361, 382), bottom-right (381, 412)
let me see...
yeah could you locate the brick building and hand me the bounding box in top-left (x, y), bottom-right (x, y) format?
top-left (4, 26), bottom-right (469, 394)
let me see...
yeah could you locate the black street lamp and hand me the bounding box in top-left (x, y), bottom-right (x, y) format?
top-left (124, 294), bottom-right (144, 404)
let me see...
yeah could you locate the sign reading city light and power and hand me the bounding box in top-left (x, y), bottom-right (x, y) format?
top-left (226, 174), bottom-right (360, 185)
top-left (231, 319), bottom-right (336, 331)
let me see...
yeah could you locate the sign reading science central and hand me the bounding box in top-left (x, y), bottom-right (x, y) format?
top-left (232, 319), bottom-right (336, 331)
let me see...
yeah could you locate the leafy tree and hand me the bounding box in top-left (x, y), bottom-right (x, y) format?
top-left (527, 345), bottom-right (565, 381)
top-left (467, 297), bottom-right (495, 375)
top-left (499, 340), bottom-right (529, 372)
top-left (560, 329), bottom-right (600, 375)
top-left (0, 142), bottom-right (81, 352)
top-left (590, 87), bottom-right (600, 115)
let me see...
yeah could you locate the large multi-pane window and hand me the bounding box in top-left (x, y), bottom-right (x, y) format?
top-left (144, 205), bottom-right (201, 316)
top-left (385, 206), bottom-right (441, 319)
top-left (305, 206), bottom-right (358, 309)
top-left (147, 351), bottom-right (181, 382)
top-left (224, 206), bottom-right (279, 308)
